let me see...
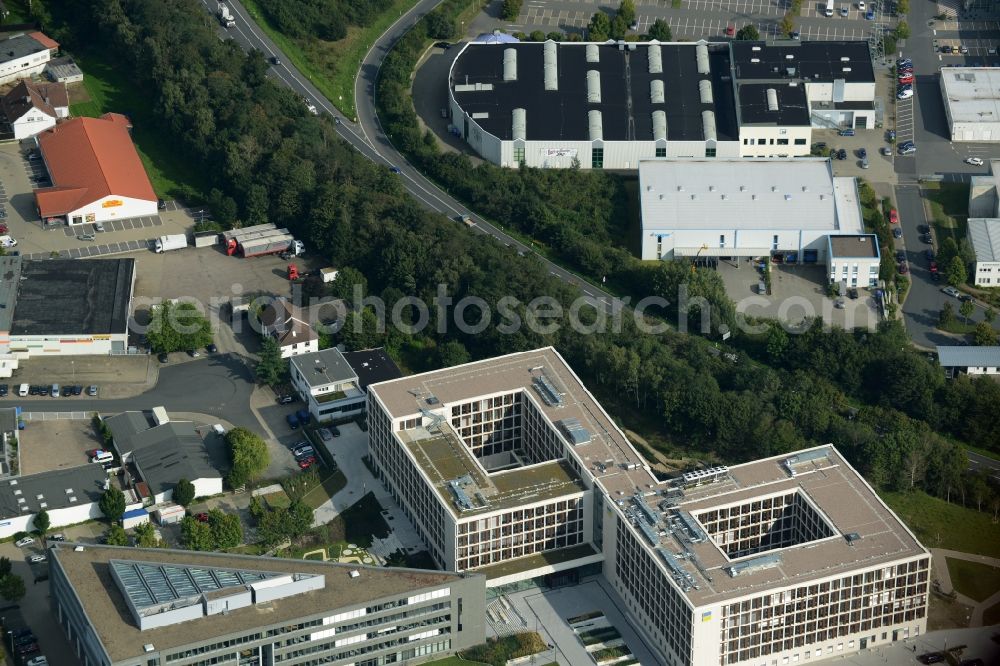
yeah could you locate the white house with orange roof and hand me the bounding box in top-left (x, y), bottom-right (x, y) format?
top-left (33, 112), bottom-right (158, 225)
top-left (1, 79), bottom-right (68, 139)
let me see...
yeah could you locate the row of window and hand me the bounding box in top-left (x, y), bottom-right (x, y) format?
top-left (742, 138), bottom-right (808, 146)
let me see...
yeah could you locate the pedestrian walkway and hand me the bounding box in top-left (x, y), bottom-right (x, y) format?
top-left (930, 547), bottom-right (1000, 627)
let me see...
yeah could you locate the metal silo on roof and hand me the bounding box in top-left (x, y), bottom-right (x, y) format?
top-left (702, 110), bottom-right (717, 141)
top-left (648, 44), bottom-right (662, 74)
top-left (586, 43), bottom-right (600, 63)
top-left (503, 48), bottom-right (517, 82)
top-left (766, 88), bottom-right (779, 111)
top-left (650, 79), bottom-right (665, 104)
top-left (699, 79), bottom-right (713, 104)
top-left (543, 40), bottom-right (558, 91)
top-left (696, 43), bottom-right (710, 75)
top-left (512, 108), bottom-right (526, 141)
top-left (586, 70), bottom-right (601, 103)
top-left (652, 111), bottom-right (667, 142)
top-left (588, 110), bottom-right (603, 141)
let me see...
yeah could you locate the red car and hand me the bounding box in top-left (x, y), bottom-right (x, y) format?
top-left (0, 224), bottom-right (7, 234)
top-left (930, 261), bottom-right (939, 273)
top-left (725, 25), bottom-right (735, 37)
top-left (298, 456), bottom-right (317, 469)
top-left (195, 512), bottom-right (209, 523)
top-left (898, 74), bottom-right (914, 85)
top-left (87, 448), bottom-right (104, 458)
top-left (889, 209), bottom-right (899, 224)
top-left (898, 262), bottom-right (909, 274)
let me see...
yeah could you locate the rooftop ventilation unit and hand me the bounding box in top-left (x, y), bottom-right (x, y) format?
top-left (699, 79), bottom-right (713, 104)
top-left (784, 194), bottom-right (792, 201)
top-left (503, 48), bottom-right (517, 82)
top-left (845, 532), bottom-right (862, 544)
top-left (532, 373), bottom-right (563, 406)
top-left (680, 466), bottom-right (729, 486)
top-left (652, 110), bottom-right (667, 141)
top-left (586, 43), bottom-right (600, 63)
top-left (751, 46), bottom-right (762, 51)
top-left (727, 553), bottom-right (782, 577)
top-left (782, 447), bottom-right (831, 476)
top-left (586, 70), bottom-right (601, 104)
top-left (840, 56), bottom-right (850, 62)
top-left (676, 510), bottom-right (709, 543)
top-left (656, 548), bottom-right (697, 591)
top-left (447, 477), bottom-right (475, 511)
top-left (637, 518), bottom-right (660, 545)
top-left (785, 54), bottom-right (794, 60)
top-left (588, 110), bottom-right (603, 141)
top-left (557, 417), bottom-right (592, 445)
top-left (648, 44), bottom-right (662, 74)
top-left (650, 79), bottom-right (665, 104)
top-left (425, 396), bottom-right (439, 405)
top-left (512, 108), bottom-right (526, 141)
top-left (701, 110), bottom-right (717, 141)
top-left (543, 40), bottom-right (558, 91)
top-left (634, 494), bottom-right (659, 525)
top-left (696, 44), bottom-right (710, 75)
top-left (766, 88), bottom-right (779, 111)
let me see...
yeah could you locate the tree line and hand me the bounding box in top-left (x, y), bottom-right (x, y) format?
top-left (45, 0), bottom-right (1000, 520)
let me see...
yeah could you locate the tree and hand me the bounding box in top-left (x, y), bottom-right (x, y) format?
top-left (648, 18), bottom-right (672, 42)
top-left (173, 479), bottom-right (196, 507)
top-left (133, 522), bottom-right (161, 548)
top-left (255, 337), bottom-right (287, 387)
top-left (528, 30), bottom-right (546, 42)
top-left (960, 298), bottom-right (975, 324)
top-left (896, 0), bottom-right (909, 13)
top-left (437, 340), bottom-right (470, 367)
top-left (985, 307), bottom-right (996, 324)
top-left (617, 0), bottom-right (636, 25)
top-left (501, 0), bottom-right (523, 21)
top-left (181, 516), bottom-right (214, 551)
top-left (779, 14), bottom-right (795, 37)
top-left (735, 25), bottom-right (760, 41)
top-left (287, 501), bottom-right (315, 539)
top-left (99, 486), bottom-right (126, 522)
top-left (209, 509), bottom-right (244, 549)
top-left (946, 256), bottom-right (968, 287)
top-left (610, 14), bottom-right (628, 39)
top-left (0, 574), bottom-right (25, 602)
top-left (33, 509), bottom-right (49, 537)
top-left (974, 321), bottom-right (997, 345)
top-left (146, 301), bottom-right (214, 354)
top-left (256, 509), bottom-right (290, 548)
top-left (105, 525), bottom-right (128, 546)
top-left (225, 427), bottom-right (270, 489)
top-left (939, 302), bottom-right (955, 327)
top-left (895, 21), bottom-right (910, 40)
top-left (424, 11), bottom-right (455, 40)
top-left (0, 557), bottom-right (10, 578)
top-left (588, 12), bottom-right (611, 41)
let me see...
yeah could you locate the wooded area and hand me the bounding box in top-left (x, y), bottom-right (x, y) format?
top-left (47, 0), bottom-right (1000, 521)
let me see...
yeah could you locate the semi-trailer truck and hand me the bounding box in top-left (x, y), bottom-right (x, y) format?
top-left (154, 234), bottom-right (188, 253)
top-left (221, 224), bottom-right (304, 257)
top-left (217, 2), bottom-right (235, 27)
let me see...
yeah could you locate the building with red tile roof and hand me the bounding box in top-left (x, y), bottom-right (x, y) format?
top-left (33, 112), bottom-right (158, 224)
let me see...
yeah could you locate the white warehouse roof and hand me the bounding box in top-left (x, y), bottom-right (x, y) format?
top-left (936, 345), bottom-right (1000, 368)
top-left (639, 158), bottom-right (863, 232)
top-left (940, 67), bottom-right (1000, 125)
top-left (968, 218), bottom-right (1000, 262)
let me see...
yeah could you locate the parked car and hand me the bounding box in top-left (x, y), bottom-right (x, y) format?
top-left (389, 166), bottom-right (401, 174)
top-left (857, 1), bottom-right (865, 9)
top-left (317, 428), bottom-right (333, 442)
top-left (286, 413), bottom-right (300, 430)
top-left (892, 227), bottom-right (902, 238)
top-left (889, 209), bottom-right (899, 224)
top-left (895, 250), bottom-right (906, 262)
top-left (924, 249), bottom-right (935, 260)
top-left (897, 88), bottom-right (913, 100)
top-left (293, 447), bottom-right (315, 460)
top-left (94, 221), bottom-right (105, 232)
top-left (158, 352), bottom-right (169, 363)
top-left (0, 384), bottom-right (6, 397)
top-left (298, 457), bottom-right (317, 470)
top-left (838, 129), bottom-right (855, 137)
top-left (930, 260), bottom-right (939, 273)
top-left (865, 8), bottom-right (875, 19)
top-left (898, 142), bottom-right (916, 154)
top-left (861, 156), bottom-right (869, 169)
top-left (49, 533), bottom-right (66, 541)
top-left (26, 656), bottom-right (48, 666)
top-left (269, 56), bottom-right (280, 65)
top-left (941, 286), bottom-right (961, 298)
top-left (206, 343), bottom-right (218, 353)
top-left (886, 129), bottom-right (896, 142)
top-left (725, 24), bottom-right (735, 37)
top-left (186, 349), bottom-right (200, 358)
top-left (848, 287), bottom-right (858, 299)
top-left (898, 73), bottom-right (914, 84)
top-left (15, 643), bottom-right (39, 656)
top-left (839, 6), bottom-right (848, 15)
top-left (87, 384), bottom-right (98, 396)
top-left (287, 440), bottom-right (310, 451)
top-left (959, 293), bottom-right (973, 302)
top-left (941, 45), bottom-right (953, 54)
top-left (838, 148), bottom-right (847, 160)
top-left (959, 44), bottom-right (969, 54)
top-left (921, 233), bottom-right (933, 244)
top-left (296, 409), bottom-right (311, 426)
top-left (277, 394), bottom-right (294, 404)
top-left (857, 148), bottom-right (867, 159)
top-left (28, 554), bottom-right (46, 563)
top-left (918, 654), bottom-right (945, 665)
top-left (15, 537), bottom-right (34, 547)
top-left (195, 513), bottom-right (209, 523)
top-left (331, 425), bottom-right (341, 437)
top-left (157, 198), bottom-right (167, 210)
top-left (881, 146), bottom-right (892, 156)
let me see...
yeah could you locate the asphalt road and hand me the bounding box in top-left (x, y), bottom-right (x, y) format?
top-left (11, 355), bottom-right (260, 432)
top-left (968, 451), bottom-right (1000, 483)
top-left (198, 0), bottom-right (620, 313)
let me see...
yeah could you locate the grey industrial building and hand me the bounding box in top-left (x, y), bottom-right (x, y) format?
top-left (448, 39), bottom-right (876, 169)
top-left (49, 544), bottom-right (485, 666)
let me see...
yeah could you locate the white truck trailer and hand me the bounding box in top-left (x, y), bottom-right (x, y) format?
top-left (154, 234), bottom-right (188, 253)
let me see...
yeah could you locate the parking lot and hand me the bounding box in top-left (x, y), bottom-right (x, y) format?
top-left (16, 417), bottom-right (103, 476)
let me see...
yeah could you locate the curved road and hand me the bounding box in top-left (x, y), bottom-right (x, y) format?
top-left (199, 0), bottom-right (618, 311)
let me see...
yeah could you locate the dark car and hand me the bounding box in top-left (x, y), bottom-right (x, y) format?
top-left (812, 142), bottom-right (827, 150)
top-left (28, 385), bottom-right (39, 395)
top-left (286, 413), bottom-right (300, 430)
top-left (918, 224), bottom-right (930, 234)
top-left (918, 654), bottom-right (945, 665)
top-left (848, 287), bottom-right (858, 299)
top-left (838, 129), bottom-right (855, 137)
top-left (924, 249), bottom-right (935, 261)
top-left (389, 166), bottom-right (401, 174)
top-left (838, 148), bottom-right (847, 160)
top-left (941, 45), bottom-right (953, 54)
top-left (921, 234), bottom-right (933, 244)
top-left (892, 227), bottom-right (902, 238)
top-left (0, 384), bottom-right (7, 397)
top-left (72, 385), bottom-right (83, 395)
top-left (157, 198), bottom-right (166, 210)
top-left (959, 294), bottom-right (974, 302)
top-left (896, 250), bottom-right (906, 262)
top-left (296, 409), bottom-right (311, 426)
top-left (38, 386), bottom-right (48, 396)
top-left (269, 55), bottom-right (281, 65)
top-left (206, 343), bottom-right (218, 353)
top-left (186, 349), bottom-right (200, 358)
top-left (277, 394), bottom-right (294, 405)
top-left (15, 642), bottom-right (39, 655)
top-left (331, 425), bottom-right (341, 437)
top-left (158, 352), bottom-right (169, 363)
top-left (857, 148), bottom-right (867, 159)
top-left (13, 633), bottom-right (36, 646)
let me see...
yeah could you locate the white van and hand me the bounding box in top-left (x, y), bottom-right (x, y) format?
top-left (91, 451), bottom-right (114, 464)
top-left (824, 1), bottom-right (834, 16)
top-left (17, 384), bottom-right (28, 397)
top-left (51, 383), bottom-right (60, 397)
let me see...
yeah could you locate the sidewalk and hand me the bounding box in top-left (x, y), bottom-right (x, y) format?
top-left (930, 547), bottom-right (1000, 627)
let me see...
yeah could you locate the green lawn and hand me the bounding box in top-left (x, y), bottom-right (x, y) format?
top-left (945, 558), bottom-right (1000, 602)
top-left (67, 52), bottom-right (206, 198)
top-left (240, 0), bottom-right (421, 118)
top-left (923, 183), bottom-right (969, 242)
top-left (420, 658), bottom-right (487, 666)
top-left (937, 318), bottom-right (977, 335)
top-left (299, 469), bottom-right (347, 510)
top-left (880, 490), bottom-right (1000, 559)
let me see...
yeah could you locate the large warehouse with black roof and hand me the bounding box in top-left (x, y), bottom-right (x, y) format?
top-left (0, 256), bottom-right (135, 356)
top-left (447, 39), bottom-right (876, 169)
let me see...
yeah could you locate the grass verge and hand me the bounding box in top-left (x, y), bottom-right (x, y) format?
top-left (241, 0), bottom-right (420, 118)
top-left (945, 558), bottom-right (1000, 602)
top-left (421, 658), bottom-right (487, 666)
top-left (923, 183), bottom-right (969, 241)
top-left (67, 52), bottom-right (206, 199)
top-left (880, 490), bottom-right (1000, 559)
